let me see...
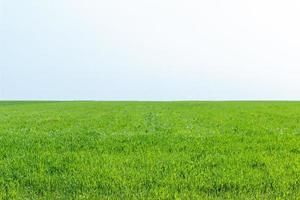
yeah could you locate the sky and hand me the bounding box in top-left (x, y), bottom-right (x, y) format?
top-left (1, 0), bottom-right (300, 100)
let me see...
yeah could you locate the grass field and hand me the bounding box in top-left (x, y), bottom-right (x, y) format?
top-left (0, 101), bottom-right (299, 199)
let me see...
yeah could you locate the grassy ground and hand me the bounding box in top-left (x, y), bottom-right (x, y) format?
top-left (0, 101), bottom-right (299, 199)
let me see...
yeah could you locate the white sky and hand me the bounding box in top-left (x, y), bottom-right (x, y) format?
top-left (1, 0), bottom-right (300, 100)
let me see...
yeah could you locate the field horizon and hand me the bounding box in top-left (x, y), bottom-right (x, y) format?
top-left (0, 101), bottom-right (299, 199)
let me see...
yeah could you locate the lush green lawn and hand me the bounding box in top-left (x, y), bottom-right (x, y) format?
top-left (0, 101), bottom-right (299, 199)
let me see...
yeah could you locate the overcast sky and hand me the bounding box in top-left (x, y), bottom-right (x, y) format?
top-left (1, 0), bottom-right (300, 100)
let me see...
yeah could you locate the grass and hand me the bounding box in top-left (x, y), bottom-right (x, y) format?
top-left (0, 101), bottom-right (299, 199)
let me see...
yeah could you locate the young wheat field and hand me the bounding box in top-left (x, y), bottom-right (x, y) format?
top-left (0, 101), bottom-right (299, 199)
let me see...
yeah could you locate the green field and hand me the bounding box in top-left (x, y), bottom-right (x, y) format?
top-left (0, 101), bottom-right (299, 199)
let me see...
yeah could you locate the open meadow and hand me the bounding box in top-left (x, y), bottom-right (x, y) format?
top-left (0, 101), bottom-right (299, 199)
